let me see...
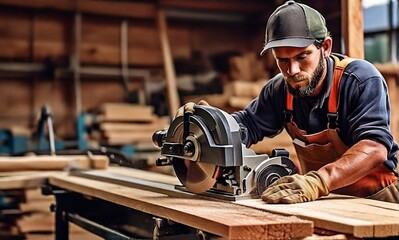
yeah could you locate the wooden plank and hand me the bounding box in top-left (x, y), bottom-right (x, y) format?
top-left (89, 167), bottom-right (399, 238)
top-left (159, 0), bottom-right (268, 13)
top-left (102, 131), bottom-right (153, 145)
top-left (236, 196), bottom-right (399, 238)
top-left (24, 188), bottom-right (53, 201)
top-left (98, 103), bottom-right (155, 122)
top-left (0, 171), bottom-right (65, 190)
top-left (0, 0), bottom-right (156, 19)
top-left (19, 199), bottom-right (53, 213)
top-left (33, 12), bottom-right (69, 61)
top-left (228, 96), bottom-right (252, 109)
top-left (341, 0), bottom-right (364, 58)
top-left (0, 155), bottom-right (109, 172)
top-left (17, 213), bottom-right (54, 233)
top-left (0, 12), bottom-right (31, 60)
top-left (49, 174), bottom-right (313, 239)
top-left (157, 9), bottom-right (180, 119)
top-left (100, 119), bottom-right (168, 132)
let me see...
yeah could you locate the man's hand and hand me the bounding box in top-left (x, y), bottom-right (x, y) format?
top-left (261, 171), bottom-right (329, 204)
top-left (174, 100), bottom-right (209, 118)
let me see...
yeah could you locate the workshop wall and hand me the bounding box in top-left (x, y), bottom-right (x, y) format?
top-left (0, 1), bottom-right (343, 141)
top-left (0, 8), bottom-right (261, 139)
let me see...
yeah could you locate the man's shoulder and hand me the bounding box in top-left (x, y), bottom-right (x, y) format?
top-left (268, 73), bottom-right (285, 86)
top-left (264, 73), bottom-right (286, 93)
top-left (331, 54), bottom-right (383, 83)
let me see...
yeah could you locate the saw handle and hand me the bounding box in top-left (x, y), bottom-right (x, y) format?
top-left (183, 110), bottom-right (192, 141)
top-left (152, 129), bottom-right (168, 147)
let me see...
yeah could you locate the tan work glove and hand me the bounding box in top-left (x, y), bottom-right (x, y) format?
top-left (261, 171), bottom-right (329, 204)
top-left (174, 100), bottom-right (209, 118)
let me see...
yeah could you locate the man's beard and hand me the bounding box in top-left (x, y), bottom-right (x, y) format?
top-left (287, 50), bottom-right (325, 97)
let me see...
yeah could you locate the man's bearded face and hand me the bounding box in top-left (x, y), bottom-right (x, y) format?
top-left (286, 50), bottom-right (325, 97)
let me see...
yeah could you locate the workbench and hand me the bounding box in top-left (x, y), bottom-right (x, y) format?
top-left (44, 166), bottom-right (399, 240)
top-left (0, 154), bottom-right (109, 239)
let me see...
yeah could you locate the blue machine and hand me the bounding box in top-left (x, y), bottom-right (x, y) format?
top-left (0, 104), bottom-right (143, 169)
top-left (0, 105), bottom-right (88, 156)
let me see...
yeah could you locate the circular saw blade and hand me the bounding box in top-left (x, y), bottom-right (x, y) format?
top-left (171, 120), bottom-right (220, 193)
top-left (173, 159), bottom-right (220, 193)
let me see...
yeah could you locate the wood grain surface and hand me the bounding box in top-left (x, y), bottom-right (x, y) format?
top-left (48, 167), bottom-right (399, 238)
top-left (49, 172), bottom-right (313, 239)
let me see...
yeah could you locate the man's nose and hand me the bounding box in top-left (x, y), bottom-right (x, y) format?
top-left (287, 61), bottom-right (300, 76)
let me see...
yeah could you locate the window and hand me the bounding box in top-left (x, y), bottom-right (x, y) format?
top-left (363, 0), bottom-right (398, 63)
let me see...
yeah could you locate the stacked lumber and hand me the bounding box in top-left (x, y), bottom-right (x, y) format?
top-left (0, 155), bottom-right (109, 239)
top-left (0, 189), bottom-right (23, 239)
top-left (225, 52), bottom-right (270, 110)
top-left (16, 188), bottom-right (54, 234)
top-left (0, 154), bottom-right (109, 239)
top-left (0, 187), bottom-right (54, 239)
top-left (183, 52), bottom-right (270, 112)
top-left (0, 188), bottom-right (101, 239)
top-left (229, 52), bottom-right (270, 82)
top-left (95, 103), bottom-right (169, 146)
top-left (226, 79), bottom-right (267, 109)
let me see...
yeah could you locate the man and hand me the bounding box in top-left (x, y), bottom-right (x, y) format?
top-left (179, 0), bottom-right (398, 203)
top-left (231, 0), bottom-right (399, 203)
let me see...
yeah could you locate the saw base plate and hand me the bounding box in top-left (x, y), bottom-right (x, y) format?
top-left (175, 185), bottom-right (256, 201)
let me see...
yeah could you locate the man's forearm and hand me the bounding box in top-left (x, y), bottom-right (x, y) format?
top-left (317, 139), bottom-right (388, 191)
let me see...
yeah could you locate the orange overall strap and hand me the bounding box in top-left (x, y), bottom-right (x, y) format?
top-left (328, 55), bottom-right (355, 113)
top-left (286, 91), bottom-right (294, 111)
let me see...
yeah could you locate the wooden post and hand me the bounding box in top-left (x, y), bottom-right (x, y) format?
top-left (157, 9), bottom-right (180, 119)
top-left (341, 0), bottom-right (364, 59)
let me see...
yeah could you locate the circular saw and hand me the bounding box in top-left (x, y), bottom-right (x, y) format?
top-left (153, 105), bottom-right (297, 200)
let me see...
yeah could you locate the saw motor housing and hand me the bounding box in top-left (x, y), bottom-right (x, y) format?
top-left (153, 105), bottom-right (297, 200)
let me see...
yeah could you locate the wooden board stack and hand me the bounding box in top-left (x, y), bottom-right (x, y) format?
top-left (0, 187), bottom-right (55, 239)
top-left (17, 188), bottom-right (54, 234)
top-left (0, 187), bottom-right (102, 240)
top-left (0, 153), bottom-right (110, 239)
top-left (95, 103), bottom-right (169, 146)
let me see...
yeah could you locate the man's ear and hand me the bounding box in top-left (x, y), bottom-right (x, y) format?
top-left (322, 37), bottom-right (333, 57)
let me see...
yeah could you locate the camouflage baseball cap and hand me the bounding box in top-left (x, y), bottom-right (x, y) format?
top-left (260, 0), bottom-right (328, 55)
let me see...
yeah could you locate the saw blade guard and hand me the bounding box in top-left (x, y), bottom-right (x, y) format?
top-left (254, 150), bottom-right (298, 195)
top-left (153, 105), bottom-right (246, 193)
top-left (160, 105), bottom-right (244, 166)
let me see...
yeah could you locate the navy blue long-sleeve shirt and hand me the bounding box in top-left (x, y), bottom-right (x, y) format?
top-left (232, 54), bottom-right (398, 170)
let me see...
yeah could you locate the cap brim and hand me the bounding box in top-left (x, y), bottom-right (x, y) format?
top-left (260, 38), bottom-right (315, 56)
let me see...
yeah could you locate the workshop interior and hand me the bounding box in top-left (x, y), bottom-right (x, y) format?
top-left (0, 0), bottom-right (398, 240)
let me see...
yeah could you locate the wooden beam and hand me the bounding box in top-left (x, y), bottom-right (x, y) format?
top-left (49, 173), bottom-right (313, 239)
top-left (157, 9), bottom-right (180, 118)
top-left (159, 0), bottom-right (268, 13)
top-left (237, 196), bottom-right (399, 238)
top-left (0, 0), bottom-right (156, 19)
top-left (341, 0), bottom-right (364, 58)
top-left (0, 155), bottom-right (109, 172)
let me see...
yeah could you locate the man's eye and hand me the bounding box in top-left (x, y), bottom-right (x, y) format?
top-left (297, 54), bottom-right (307, 60)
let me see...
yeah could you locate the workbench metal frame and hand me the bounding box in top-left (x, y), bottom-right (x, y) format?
top-left (42, 184), bottom-right (214, 240)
